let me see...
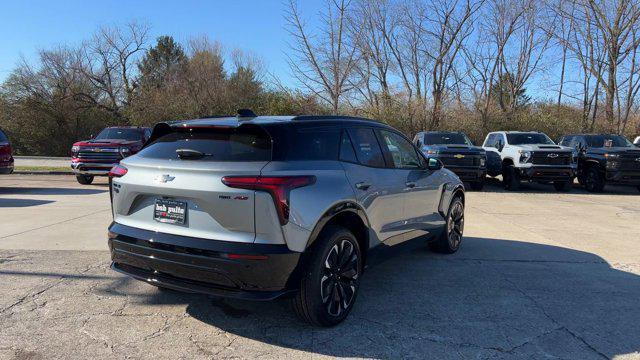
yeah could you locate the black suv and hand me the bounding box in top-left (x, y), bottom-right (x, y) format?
top-left (413, 131), bottom-right (487, 190)
top-left (559, 134), bottom-right (640, 192)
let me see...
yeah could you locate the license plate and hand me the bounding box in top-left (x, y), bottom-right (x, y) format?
top-left (154, 199), bottom-right (187, 224)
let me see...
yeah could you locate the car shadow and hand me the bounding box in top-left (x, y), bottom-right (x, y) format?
top-left (0, 198), bottom-right (55, 207)
top-left (104, 237), bottom-right (640, 358)
top-left (0, 187), bottom-right (107, 196)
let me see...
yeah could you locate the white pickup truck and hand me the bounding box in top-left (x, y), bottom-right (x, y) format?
top-left (482, 131), bottom-right (577, 191)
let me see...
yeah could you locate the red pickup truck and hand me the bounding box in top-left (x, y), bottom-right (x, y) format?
top-left (71, 126), bottom-right (151, 184)
top-left (0, 127), bottom-right (14, 174)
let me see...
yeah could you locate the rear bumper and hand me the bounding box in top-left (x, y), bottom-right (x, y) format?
top-left (518, 166), bottom-right (575, 181)
top-left (446, 166), bottom-right (487, 182)
top-left (108, 223), bottom-right (302, 300)
top-left (606, 170), bottom-right (640, 185)
top-left (71, 161), bottom-right (118, 176)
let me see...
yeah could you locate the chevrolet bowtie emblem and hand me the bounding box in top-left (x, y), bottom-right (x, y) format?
top-left (454, 154), bottom-right (465, 159)
top-left (547, 153), bottom-right (559, 158)
top-left (155, 174), bottom-right (175, 183)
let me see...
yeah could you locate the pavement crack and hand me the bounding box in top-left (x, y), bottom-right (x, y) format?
top-left (497, 269), bottom-right (610, 360)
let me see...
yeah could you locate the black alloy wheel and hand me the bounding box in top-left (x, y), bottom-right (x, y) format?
top-left (429, 196), bottom-right (464, 254)
top-left (584, 167), bottom-right (604, 193)
top-left (320, 239), bottom-right (360, 317)
top-left (292, 226), bottom-right (362, 327)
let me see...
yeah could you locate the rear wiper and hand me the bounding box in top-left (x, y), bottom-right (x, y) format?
top-left (176, 148), bottom-right (211, 159)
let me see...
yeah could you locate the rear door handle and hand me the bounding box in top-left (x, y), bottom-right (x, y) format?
top-left (405, 182), bottom-right (416, 188)
top-left (355, 182), bottom-right (371, 190)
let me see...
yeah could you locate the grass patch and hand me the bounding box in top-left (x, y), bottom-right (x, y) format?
top-left (15, 166), bottom-right (71, 172)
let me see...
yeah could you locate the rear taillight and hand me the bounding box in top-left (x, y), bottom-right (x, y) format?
top-left (221, 175), bottom-right (316, 225)
top-left (109, 164), bottom-right (128, 178)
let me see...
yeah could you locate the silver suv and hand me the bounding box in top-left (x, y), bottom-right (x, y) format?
top-left (107, 112), bottom-right (465, 326)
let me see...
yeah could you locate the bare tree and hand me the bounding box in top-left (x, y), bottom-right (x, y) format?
top-left (286, 0), bottom-right (358, 114)
top-left (77, 22), bottom-right (149, 120)
top-left (425, 0), bottom-right (484, 129)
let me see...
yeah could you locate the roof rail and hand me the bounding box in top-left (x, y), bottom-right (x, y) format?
top-left (292, 115), bottom-right (377, 122)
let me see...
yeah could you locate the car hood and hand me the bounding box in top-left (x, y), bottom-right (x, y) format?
top-left (73, 139), bottom-right (142, 147)
top-left (513, 144), bottom-right (571, 152)
top-left (422, 144), bottom-right (486, 155)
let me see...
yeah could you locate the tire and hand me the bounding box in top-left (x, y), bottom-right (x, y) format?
top-left (583, 167), bottom-right (604, 193)
top-left (429, 196), bottom-right (464, 254)
top-left (503, 164), bottom-right (520, 191)
top-left (553, 180), bottom-right (572, 192)
top-left (76, 175), bottom-right (94, 185)
top-left (292, 226), bottom-right (363, 327)
top-left (470, 180), bottom-right (485, 191)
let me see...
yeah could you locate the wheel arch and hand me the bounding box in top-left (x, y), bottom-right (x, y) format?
top-left (304, 201), bottom-right (370, 265)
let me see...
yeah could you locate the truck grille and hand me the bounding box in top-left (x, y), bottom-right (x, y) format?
top-left (440, 155), bottom-right (481, 167)
top-left (531, 152), bottom-right (572, 166)
top-left (77, 147), bottom-right (122, 162)
top-left (619, 151), bottom-right (640, 171)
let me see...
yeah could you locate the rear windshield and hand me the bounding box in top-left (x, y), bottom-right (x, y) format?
top-left (506, 133), bottom-right (555, 145)
top-left (138, 127), bottom-right (271, 161)
top-left (424, 133), bottom-right (472, 145)
top-left (0, 129), bottom-right (7, 143)
top-left (585, 135), bottom-right (633, 148)
top-left (95, 128), bottom-right (143, 141)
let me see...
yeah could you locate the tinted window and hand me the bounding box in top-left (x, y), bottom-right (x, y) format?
top-left (348, 128), bottom-right (385, 167)
top-left (0, 129), bottom-right (8, 143)
top-left (379, 130), bottom-right (421, 169)
top-left (138, 127), bottom-right (271, 161)
top-left (95, 128), bottom-right (143, 141)
top-left (339, 131), bottom-right (358, 163)
top-left (276, 127), bottom-right (341, 161)
top-left (585, 135), bottom-right (633, 148)
top-left (424, 133), bottom-right (472, 146)
top-left (506, 133), bottom-right (555, 145)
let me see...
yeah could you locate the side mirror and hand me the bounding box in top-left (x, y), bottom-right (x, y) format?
top-left (428, 158), bottom-right (444, 170)
top-left (496, 141), bottom-right (504, 152)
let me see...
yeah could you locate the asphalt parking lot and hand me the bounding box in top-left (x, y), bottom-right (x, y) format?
top-left (1, 174), bottom-right (639, 359)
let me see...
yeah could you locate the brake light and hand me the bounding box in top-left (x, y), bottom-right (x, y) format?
top-left (221, 175), bottom-right (316, 225)
top-left (109, 164), bottom-right (128, 178)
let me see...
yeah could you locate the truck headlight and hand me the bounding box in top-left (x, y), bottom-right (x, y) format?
top-left (71, 146), bottom-right (80, 156)
top-left (119, 147), bottom-right (131, 157)
top-left (604, 153), bottom-right (619, 159)
top-left (479, 157), bottom-right (486, 167)
top-left (518, 150), bottom-right (532, 163)
top-left (426, 149), bottom-right (439, 155)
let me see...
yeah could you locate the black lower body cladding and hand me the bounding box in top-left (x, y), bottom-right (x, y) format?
top-left (108, 223), bottom-right (302, 300)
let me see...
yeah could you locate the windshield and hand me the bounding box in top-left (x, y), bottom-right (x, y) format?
top-left (95, 128), bottom-right (143, 141)
top-left (506, 133), bottom-right (555, 145)
top-left (585, 135), bottom-right (633, 148)
top-left (424, 133), bottom-right (472, 146)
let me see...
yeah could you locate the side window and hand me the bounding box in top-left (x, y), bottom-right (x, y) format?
top-left (414, 134), bottom-right (423, 148)
top-left (484, 134), bottom-right (496, 148)
top-left (347, 128), bottom-right (386, 167)
top-left (378, 130), bottom-right (422, 169)
top-left (339, 130), bottom-right (358, 163)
